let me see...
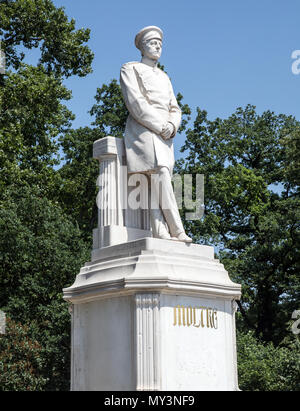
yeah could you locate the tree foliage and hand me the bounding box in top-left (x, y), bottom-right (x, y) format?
top-left (0, 0), bottom-right (93, 193)
top-left (0, 64), bottom-right (73, 193)
top-left (58, 127), bottom-right (102, 239)
top-left (237, 331), bottom-right (300, 391)
top-left (0, 185), bottom-right (90, 390)
top-left (0, 318), bottom-right (47, 391)
top-left (0, 0), bottom-right (93, 391)
top-left (0, 0), bottom-right (93, 77)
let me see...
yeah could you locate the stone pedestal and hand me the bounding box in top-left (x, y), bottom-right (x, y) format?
top-left (63, 238), bottom-right (241, 391)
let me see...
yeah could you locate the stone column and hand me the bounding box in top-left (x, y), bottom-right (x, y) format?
top-left (135, 294), bottom-right (161, 391)
top-left (92, 137), bottom-right (151, 259)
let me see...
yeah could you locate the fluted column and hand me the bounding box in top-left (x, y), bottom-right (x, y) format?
top-left (92, 136), bottom-right (151, 252)
top-left (97, 156), bottom-right (118, 227)
top-left (135, 294), bottom-right (161, 391)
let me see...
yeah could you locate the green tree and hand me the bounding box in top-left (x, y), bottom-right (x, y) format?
top-left (0, 0), bottom-right (93, 194)
top-left (177, 105), bottom-right (300, 345)
top-left (0, 0), bottom-right (93, 390)
top-left (0, 0), bottom-right (93, 77)
top-left (0, 318), bottom-right (47, 391)
top-left (90, 79), bottom-right (129, 138)
top-left (0, 185), bottom-right (90, 390)
top-left (58, 126), bottom-right (102, 240)
top-left (0, 64), bottom-right (73, 193)
top-left (237, 330), bottom-right (300, 391)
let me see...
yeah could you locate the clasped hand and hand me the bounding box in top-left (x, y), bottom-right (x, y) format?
top-left (161, 122), bottom-right (175, 140)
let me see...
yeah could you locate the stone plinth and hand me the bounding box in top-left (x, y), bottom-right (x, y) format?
top-left (63, 238), bottom-right (241, 391)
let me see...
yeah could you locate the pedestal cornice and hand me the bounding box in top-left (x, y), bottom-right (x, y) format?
top-left (63, 238), bottom-right (241, 304)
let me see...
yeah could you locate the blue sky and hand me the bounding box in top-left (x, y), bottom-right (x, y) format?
top-left (49, 0), bottom-right (300, 159)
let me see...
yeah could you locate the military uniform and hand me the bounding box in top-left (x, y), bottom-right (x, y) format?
top-left (120, 61), bottom-right (181, 174)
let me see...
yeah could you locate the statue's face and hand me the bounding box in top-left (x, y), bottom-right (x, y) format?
top-left (142, 38), bottom-right (162, 60)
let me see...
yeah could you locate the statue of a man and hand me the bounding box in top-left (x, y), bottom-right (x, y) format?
top-left (120, 26), bottom-right (192, 243)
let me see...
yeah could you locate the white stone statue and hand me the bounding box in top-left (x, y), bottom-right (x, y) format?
top-left (120, 26), bottom-right (192, 243)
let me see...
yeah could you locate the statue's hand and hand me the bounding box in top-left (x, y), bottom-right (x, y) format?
top-left (161, 122), bottom-right (175, 140)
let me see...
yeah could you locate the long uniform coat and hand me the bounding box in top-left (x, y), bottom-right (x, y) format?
top-left (120, 62), bottom-right (182, 174)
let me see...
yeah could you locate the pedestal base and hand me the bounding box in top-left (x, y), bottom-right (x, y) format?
top-left (63, 238), bottom-right (241, 391)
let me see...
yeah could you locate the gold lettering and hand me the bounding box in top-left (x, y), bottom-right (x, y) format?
top-left (193, 307), bottom-right (200, 328)
top-left (181, 306), bottom-right (186, 326)
top-left (206, 308), bottom-right (210, 328)
top-left (186, 307), bottom-right (193, 327)
top-left (173, 305), bottom-right (218, 330)
top-left (207, 308), bottom-right (215, 328)
top-left (173, 305), bottom-right (185, 326)
top-left (173, 306), bottom-right (177, 326)
top-left (173, 305), bottom-right (181, 326)
top-left (200, 307), bottom-right (205, 328)
top-left (213, 310), bottom-right (218, 329)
